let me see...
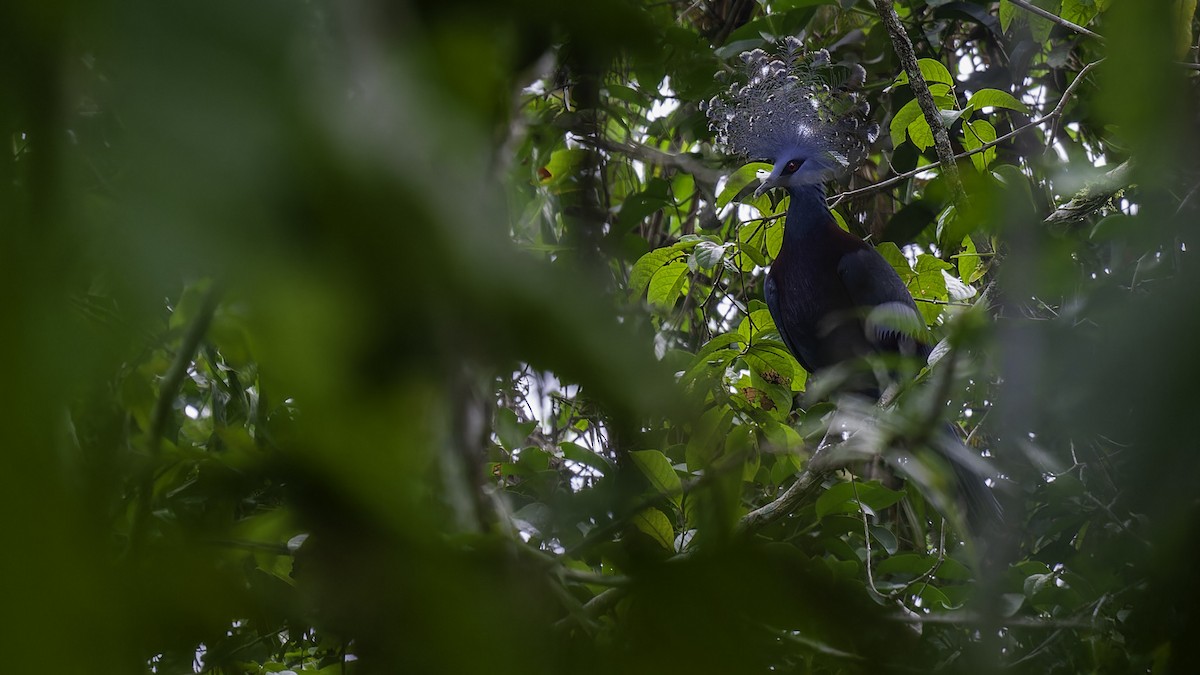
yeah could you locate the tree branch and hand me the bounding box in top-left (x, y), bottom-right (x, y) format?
top-left (1043, 158), bottom-right (1135, 227)
top-left (872, 0), bottom-right (967, 205)
top-left (830, 59), bottom-right (1105, 207)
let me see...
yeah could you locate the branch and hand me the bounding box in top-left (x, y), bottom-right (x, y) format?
top-left (886, 611), bottom-right (1096, 629)
top-left (830, 59), bottom-right (1105, 207)
top-left (1007, 0), bottom-right (1104, 42)
top-left (737, 451), bottom-right (830, 533)
top-left (128, 282), bottom-right (223, 556)
top-left (579, 136), bottom-right (724, 182)
top-left (148, 283), bottom-right (222, 451)
top-left (1043, 158), bottom-right (1135, 227)
top-left (872, 0), bottom-right (967, 205)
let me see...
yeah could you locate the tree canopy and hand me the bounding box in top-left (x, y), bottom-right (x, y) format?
top-left (3, 0), bottom-right (1199, 673)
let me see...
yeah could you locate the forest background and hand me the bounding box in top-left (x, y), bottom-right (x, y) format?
top-left (1, 0), bottom-right (1198, 673)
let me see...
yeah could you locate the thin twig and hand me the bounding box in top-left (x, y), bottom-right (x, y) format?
top-left (851, 476), bottom-right (883, 599)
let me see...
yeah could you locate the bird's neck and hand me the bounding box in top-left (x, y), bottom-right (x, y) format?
top-left (783, 184), bottom-right (836, 243)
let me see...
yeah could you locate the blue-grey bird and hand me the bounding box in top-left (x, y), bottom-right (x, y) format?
top-left (705, 44), bottom-right (1001, 527)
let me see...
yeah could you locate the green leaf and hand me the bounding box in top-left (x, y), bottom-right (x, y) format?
top-left (765, 219), bottom-right (784, 258)
top-left (967, 88), bottom-right (1029, 114)
top-left (904, 96), bottom-right (958, 151)
top-left (875, 242), bottom-right (915, 282)
top-left (633, 508), bottom-right (675, 550)
top-left (1060, 0), bottom-right (1099, 26)
top-left (999, 0), bottom-right (1016, 32)
top-left (694, 332), bottom-right (746, 364)
top-left (717, 162), bottom-right (771, 208)
top-left (496, 408), bottom-right (536, 451)
top-left (630, 449), bottom-right (683, 503)
top-left (893, 58), bottom-right (955, 87)
top-left (869, 525), bottom-right (899, 555)
top-left (957, 236), bottom-right (980, 285)
top-left (962, 118), bottom-right (998, 173)
top-left (692, 241), bottom-right (731, 270)
top-left (743, 342), bottom-right (795, 385)
top-left (815, 481), bottom-right (905, 518)
top-left (561, 442), bottom-right (613, 474)
top-left (629, 247), bottom-right (679, 300)
top-left (647, 262), bottom-right (689, 309)
top-left (538, 148), bottom-right (589, 186)
top-left (889, 99), bottom-right (924, 146)
top-left (737, 306), bottom-right (776, 343)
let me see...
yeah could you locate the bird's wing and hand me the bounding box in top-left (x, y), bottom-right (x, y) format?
top-left (835, 247), bottom-right (927, 356)
top-left (764, 273), bottom-right (815, 373)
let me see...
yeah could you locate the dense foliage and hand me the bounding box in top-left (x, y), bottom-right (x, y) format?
top-left (3, 0), bottom-right (1199, 673)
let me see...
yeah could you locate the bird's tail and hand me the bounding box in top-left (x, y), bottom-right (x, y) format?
top-left (935, 423), bottom-right (1004, 530)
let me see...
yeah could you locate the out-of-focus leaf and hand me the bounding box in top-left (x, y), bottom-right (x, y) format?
top-left (630, 449), bottom-right (683, 503)
top-left (633, 508), bottom-right (675, 550)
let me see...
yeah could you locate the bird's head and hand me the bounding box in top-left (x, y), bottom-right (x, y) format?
top-left (753, 137), bottom-right (847, 197)
top-left (704, 46), bottom-right (878, 199)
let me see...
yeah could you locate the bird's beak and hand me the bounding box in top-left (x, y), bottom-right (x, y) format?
top-left (753, 173), bottom-right (776, 199)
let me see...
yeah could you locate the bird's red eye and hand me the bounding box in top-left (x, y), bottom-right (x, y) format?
top-left (782, 159), bottom-right (803, 175)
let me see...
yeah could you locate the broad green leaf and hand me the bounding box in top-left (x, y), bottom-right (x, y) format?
top-left (765, 219), bottom-right (784, 258)
top-left (962, 118), bottom-right (998, 172)
top-left (830, 208), bottom-right (849, 232)
top-left (647, 262), bottom-right (689, 309)
top-left (928, 83), bottom-right (953, 97)
top-left (957, 236), bottom-right (980, 285)
top-left (1000, 0), bottom-right (1060, 42)
top-left (876, 242), bottom-right (915, 281)
top-left (967, 88), bottom-right (1029, 114)
top-left (629, 247), bottom-right (679, 299)
top-left (915, 584), bottom-right (955, 609)
top-left (816, 481), bottom-right (904, 518)
top-left (694, 332), bottom-right (746, 364)
top-left (915, 254), bottom-right (953, 274)
top-left (889, 98), bottom-right (924, 146)
top-left (893, 58), bottom-right (954, 87)
top-left (717, 162), bottom-right (771, 208)
top-left (496, 408), bottom-right (535, 451)
top-left (737, 307), bottom-right (776, 343)
top-left (630, 449), bottom-right (683, 502)
top-left (1060, 0), bottom-right (1099, 27)
top-left (907, 118), bottom-right (934, 151)
top-left (743, 342), bottom-right (795, 385)
top-left (633, 508), bottom-right (675, 550)
top-left (538, 148), bottom-right (589, 186)
top-left (869, 525), bottom-right (899, 555)
top-left (999, 0), bottom-right (1016, 32)
top-left (692, 241), bottom-right (732, 270)
top-left (561, 442), bottom-right (613, 474)
top-left (905, 96), bottom-right (958, 150)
